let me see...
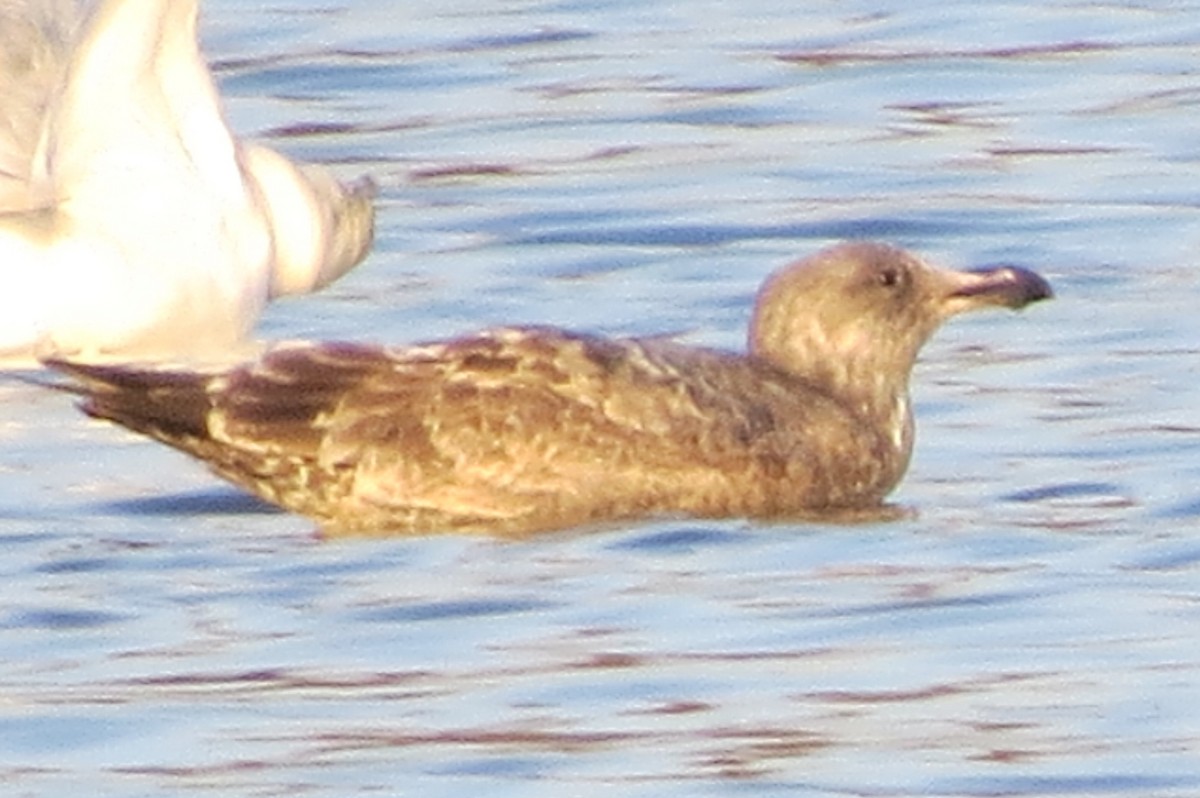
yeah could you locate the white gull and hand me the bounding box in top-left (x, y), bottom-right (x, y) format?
top-left (0, 0), bottom-right (375, 367)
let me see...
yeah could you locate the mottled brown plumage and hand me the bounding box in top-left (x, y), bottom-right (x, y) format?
top-left (46, 242), bottom-right (1052, 536)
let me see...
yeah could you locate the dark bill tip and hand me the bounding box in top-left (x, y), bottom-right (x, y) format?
top-left (951, 265), bottom-right (1054, 309)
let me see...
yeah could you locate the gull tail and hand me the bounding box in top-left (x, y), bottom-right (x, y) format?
top-left (242, 143), bottom-right (378, 298)
top-left (41, 358), bottom-right (215, 445)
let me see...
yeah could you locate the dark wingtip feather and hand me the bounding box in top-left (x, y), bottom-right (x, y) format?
top-left (9, 364), bottom-right (89, 398)
top-left (40, 358), bottom-right (216, 438)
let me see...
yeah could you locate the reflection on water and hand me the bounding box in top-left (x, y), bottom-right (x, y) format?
top-left (5, 0), bottom-right (1200, 795)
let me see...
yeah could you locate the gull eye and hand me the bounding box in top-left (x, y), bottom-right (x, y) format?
top-left (878, 267), bottom-right (901, 288)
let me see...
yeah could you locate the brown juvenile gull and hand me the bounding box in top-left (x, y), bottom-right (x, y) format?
top-left (44, 242), bottom-right (1052, 536)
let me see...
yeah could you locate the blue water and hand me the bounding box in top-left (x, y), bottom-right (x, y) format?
top-left (5, 0), bottom-right (1200, 795)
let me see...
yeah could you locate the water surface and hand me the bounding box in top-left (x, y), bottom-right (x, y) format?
top-left (5, 1), bottom-right (1200, 795)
